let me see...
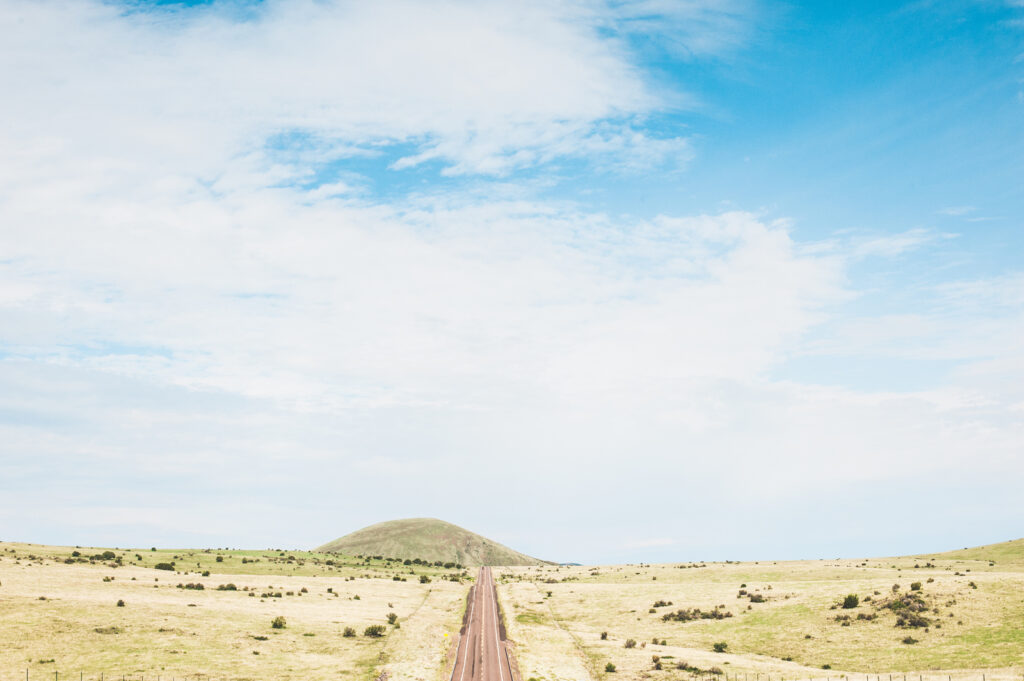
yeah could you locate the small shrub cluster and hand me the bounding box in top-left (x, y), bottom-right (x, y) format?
top-left (364, 624), bottom-right (386, 637)
top-left (271, 616), bottom-right (287, 629)
top-left (661, 606), bottom-right (732, 622)
top-left (177, 582), bottom-right (204, 590)
top-left (879, 591), bottom-right (933, 628)
top-left (712, 641), bottom-right (728, 653)
top-left (216, 583), bottom-right (237, 591)
top-left (651, 599), bottom-right (673, 608)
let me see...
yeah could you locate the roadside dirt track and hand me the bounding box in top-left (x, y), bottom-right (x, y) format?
top-left (450, 567), bottom-right (516, 681)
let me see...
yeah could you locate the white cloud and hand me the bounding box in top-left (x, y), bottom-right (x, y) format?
top-left (1, 0), bottom-right (1022, 560)
top-left (0, 0), bottom-right (713, 182)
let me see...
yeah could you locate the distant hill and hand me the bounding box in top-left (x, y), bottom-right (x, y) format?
top-left (316, 518), bottom-right (547, 566)
top-left (914, 537), bottom-right (1024, 564)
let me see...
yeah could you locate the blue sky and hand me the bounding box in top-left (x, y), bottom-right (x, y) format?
top-left (0, 0), bottom-right (1021, 563)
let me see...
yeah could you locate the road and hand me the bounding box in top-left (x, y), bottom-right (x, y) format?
top-left (450, 566), bottom-right (516, 681)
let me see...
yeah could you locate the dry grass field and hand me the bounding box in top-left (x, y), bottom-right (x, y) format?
top-left (0, 542), bottom-right (469, 681)
top-left (498, 542), bottom-right (1024, 681)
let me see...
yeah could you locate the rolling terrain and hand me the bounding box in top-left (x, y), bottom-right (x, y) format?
top-left (318, 518), bottom-right (546, 567)
top-left (499, 538), bottom-right (1024, 680)
top-left (2, 532), bottom-right (1022, 681)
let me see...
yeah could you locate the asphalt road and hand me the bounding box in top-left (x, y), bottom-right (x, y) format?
top-left (450, 567), bottom-right (515, 681)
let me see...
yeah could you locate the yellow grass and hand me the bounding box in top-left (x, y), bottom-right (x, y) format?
top-left (497, 552), bottom-right (1024, 681)
top-left (0, 542), bottom-right (468, 681)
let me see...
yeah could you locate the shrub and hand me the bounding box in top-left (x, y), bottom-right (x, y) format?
top-left (749, 593), bottom-right (766, 603)
top-left (842, 594), bottom-right (859, 609)
top-left (216, 556), bottom-right (224, 562)
top-left (343, 626), bottom-right (356, 637)
top-left (662, 606), bottom-right (732, 622)
top-left (116, 599), bottom-right (125, 607)
top-left (910, 582), bottom-right (922, 591)
top-left (387, 612), bottom-right (398, 625)
top-left (216, 583), bottom-right (237, 591)
top-left (712, 641), bottom-right (728, 653)
top-left (624, 639), bottom-right (636, 648)
top-left (271, 616), bottom-right (286, 629)
top-left (155, 562), bottom-right (175, 571)
top-left (364, 624), bottom-right (386, 637)
top-left (902, 636), bottom-right (918, 645)
top-left (600, 631), bottom-right (608, 640)
top-left (822, 664), bottom-right (832, 670)
top-left (419, 575), bottom-right (431, 583)
top-left (605, 663), bottom-right (616, 673)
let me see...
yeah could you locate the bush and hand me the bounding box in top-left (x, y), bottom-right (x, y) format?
top-left (712, 641), bottom-right (728, 653)
top-left (605, 663), bottom-right (616, 673)
top-left (842, 594), bottom-right (859, 609)
top-left (662, 606), bottom-right (732, 622)
top-left (624, 638), bottom-right (636, 649)
top-left (216, 556), bottom-right (224, 562)
top-left (364, 624), bottom-right (386, 637)
top-left (116, 599), bottom-right (125, 607)
top-left (910, 581), bottom-right (922, 591)
top-left (343, 626), bottom-right (356, 637)
top-left (216, 583), bottom-right (237, 591)
top-left (387, 612), bottom-right (398, 625)
top-left (419, 575), bottom-right (431, 583)
top-left (902, 636), bottom-right (918, 645)
top-left (271, 616), bottom-right (286, 629)
top-left (600, 631), bottom-right (608, 640)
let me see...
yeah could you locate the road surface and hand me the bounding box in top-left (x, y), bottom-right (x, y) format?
top-left (450, 567), bottom-right (516, 681)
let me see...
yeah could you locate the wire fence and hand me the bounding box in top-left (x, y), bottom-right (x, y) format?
top-left (14, 672), bottom-right (1024, 681)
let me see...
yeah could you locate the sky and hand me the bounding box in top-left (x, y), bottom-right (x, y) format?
top-left (0, 0), bottom-right (1022, 565)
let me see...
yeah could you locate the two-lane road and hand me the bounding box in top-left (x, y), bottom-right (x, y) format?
top-left (450, 567), bottom-right (515, 681)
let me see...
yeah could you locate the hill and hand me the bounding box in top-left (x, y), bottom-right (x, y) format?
top-left (913, 536), bottom-right (1024, 564)
top-left (316, 518), bottom-right (546, 566)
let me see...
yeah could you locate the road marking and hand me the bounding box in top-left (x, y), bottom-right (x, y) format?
top-left (455, 581), bottom-right (476, 681)
top-left (488, 568), bottom-right (506, 681)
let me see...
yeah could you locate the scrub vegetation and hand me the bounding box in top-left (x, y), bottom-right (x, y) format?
top-left (499, 539), bottom-right (1024, 680)
top-left (0, 541), bottom-right (469, 681)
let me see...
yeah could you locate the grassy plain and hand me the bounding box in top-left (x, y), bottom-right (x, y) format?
top-left (498, 542), bottom-right (1024, 681)
top-left (0, 542), bottom-right (469, 681)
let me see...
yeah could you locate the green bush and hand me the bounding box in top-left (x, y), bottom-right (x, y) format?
top-left (155, 563), bottom-right (175, 571)
top-left (605, 663), bottom-right (616, 673)
top-left (910, 582), bottom-right (922, 591)
top-left (343, 626), bottom-right (356, 637)
top-left (387, 612), bottom-right (398, 625)
top-left (712, 641), bottom-right (728, 653)
top-left (624, 638), bottom-right (636, 648)
top-left (419, 575), bottom-right (431, 583)
top-left (842, 594), bottom-right (859, 609)
top-left (271, 616), bottom-right (286, 629)
top-left (364, 624), bottom-right (386, 637)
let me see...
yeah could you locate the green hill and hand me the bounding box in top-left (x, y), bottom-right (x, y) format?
top-left (915, 537), bottom-right (1024, 564)
top-left (316, 518), bottom-right (546, 566)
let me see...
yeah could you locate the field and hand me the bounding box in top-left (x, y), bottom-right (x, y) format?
top-left (0, 542), bottom-right (469, 681)
top-left (5, 538), bottom-right (1024, 681)
top-left (498, 542), bottom-right (1024, 681)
